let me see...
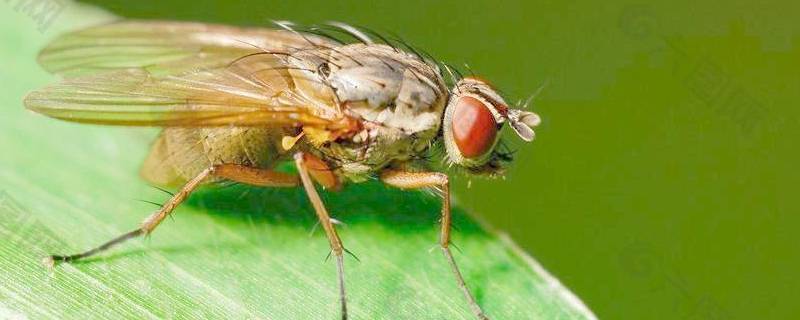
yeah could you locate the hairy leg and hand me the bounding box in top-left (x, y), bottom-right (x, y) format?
top-left (292, 152), bottom-right (349, 320)
top-left (46, 164), bottom-right (298, 265)
top-left (381, 169), bottom-right (490, 320)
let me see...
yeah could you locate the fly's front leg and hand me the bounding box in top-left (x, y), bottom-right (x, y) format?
top-left (380, 169), bottom-right (490, 320)
top-left (292, 152), bottom-right (349, 320)
top-left (45, 164), bottom-right (298, 265)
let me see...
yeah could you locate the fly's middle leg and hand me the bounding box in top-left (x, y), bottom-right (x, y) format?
top-left (45, 164), bottom-right (298, 265)
top-left (381, 169), bottom-right (491, 320)
top-left (293, 152), bottom-right (349, 320)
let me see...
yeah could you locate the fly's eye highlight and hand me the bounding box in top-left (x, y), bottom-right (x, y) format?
top-left (451, 96), bottom-right (498, 159)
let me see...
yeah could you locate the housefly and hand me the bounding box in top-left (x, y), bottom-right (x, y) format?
top-left (25, 20), bottom-right (541, 320)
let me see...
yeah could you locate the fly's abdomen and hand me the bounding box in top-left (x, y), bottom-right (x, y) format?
top-left (140, 127), bottom-right (284, 187)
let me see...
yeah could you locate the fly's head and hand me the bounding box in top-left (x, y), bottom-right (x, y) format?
top-left (442, 77), bottom-right (541, 177)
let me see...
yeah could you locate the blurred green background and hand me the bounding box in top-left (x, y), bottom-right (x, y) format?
top-left (8, 0), bottom-right (800, 318)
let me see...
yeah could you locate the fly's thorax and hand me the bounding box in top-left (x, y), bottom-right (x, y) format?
top-left (288, 43), bottom-right (447, 134)
top-left (327, 44), bottom-right (446, 133)
top-left (287, 43), bottom-right (448, 180)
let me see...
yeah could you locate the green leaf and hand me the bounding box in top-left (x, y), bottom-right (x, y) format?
top-left (0, 3), bottom-right (596, 319)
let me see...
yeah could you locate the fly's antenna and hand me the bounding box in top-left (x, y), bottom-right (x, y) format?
top-left (327, 22), bottom-right (374, 45)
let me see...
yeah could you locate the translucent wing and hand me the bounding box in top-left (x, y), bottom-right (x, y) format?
top-left (38, 20), bottom-right (332, 77)
top-left (26, 21), bottom-right (349, 129)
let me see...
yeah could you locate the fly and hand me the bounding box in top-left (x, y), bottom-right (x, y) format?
top-left (24, 20), bottom-right (541, 320)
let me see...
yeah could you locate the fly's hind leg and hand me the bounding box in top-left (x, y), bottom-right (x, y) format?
top-left (380, 169), bottom-right (490, 320)
top-left (45, 164), bottom-right (298, 266)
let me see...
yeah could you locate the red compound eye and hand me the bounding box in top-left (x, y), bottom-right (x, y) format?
top-left (451, 96), bottom-right (497, 158)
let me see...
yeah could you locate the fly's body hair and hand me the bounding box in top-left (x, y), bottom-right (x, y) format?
top-left (303, 27), bottom-right (346, 45)
top-left (242, 21), bottom-right (463, 106)
top-left (327, 22), bottom-right (375, 45)
top-left (385, 31), bottom-right (425, 62)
